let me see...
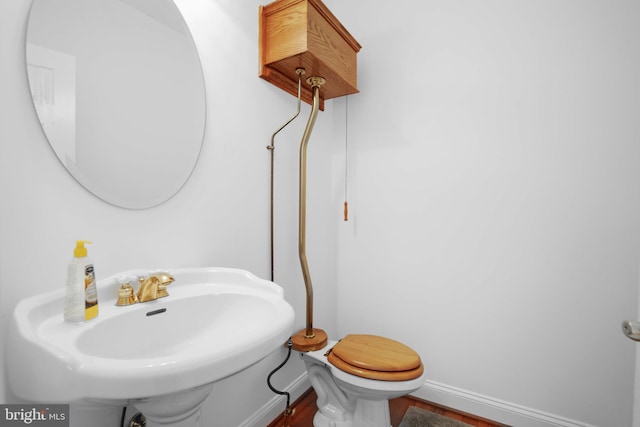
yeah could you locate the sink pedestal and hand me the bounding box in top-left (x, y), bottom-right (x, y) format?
top-left (132, 384), bottom-right (213, 427)
top-left (69, 402), bottom-right (124, 427)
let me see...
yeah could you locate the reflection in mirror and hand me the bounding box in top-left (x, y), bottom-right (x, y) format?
top-left (26, 0), bottom-right (206, 209)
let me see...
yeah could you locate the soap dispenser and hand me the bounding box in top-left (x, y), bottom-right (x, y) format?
top-left (64, 240), bottom-right (99, 322)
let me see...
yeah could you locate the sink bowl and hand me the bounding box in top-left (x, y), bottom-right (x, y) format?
top-left (6, 267), bottom-right (295, 417)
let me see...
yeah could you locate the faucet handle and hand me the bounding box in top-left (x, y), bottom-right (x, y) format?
top-left (153, 271), bottom-right (174, 283)
top-left (154, 272), bottom-right (174, 298)
top-left (116, 283), bottom-right (138, 306)
top-left (115, 275), bottom-right (140, 306)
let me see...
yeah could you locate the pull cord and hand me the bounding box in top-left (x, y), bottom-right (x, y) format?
top-left (267, 338), bottom-right (295, 422)
top-left (344, 95), bottom-right (349, 221)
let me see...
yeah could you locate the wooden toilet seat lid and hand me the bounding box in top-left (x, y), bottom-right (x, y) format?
top-left (326, 334), bottom-right (424, 381)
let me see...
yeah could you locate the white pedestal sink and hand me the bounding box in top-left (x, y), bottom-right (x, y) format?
top-left (6, 267), bottom-right (295, 427)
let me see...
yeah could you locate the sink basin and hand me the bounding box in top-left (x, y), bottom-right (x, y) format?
top-left (6, 267), bottom-right (295, 407)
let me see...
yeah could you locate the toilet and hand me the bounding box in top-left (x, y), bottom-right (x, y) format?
top-left (298, 334), bottom-right (426, 427)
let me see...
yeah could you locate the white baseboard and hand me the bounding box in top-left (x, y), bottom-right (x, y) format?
top-left (413, 380), bottom-right (596, 427)
top-left (238, 373), bottom-right (310, 427)
top-left (239, 374), bottom-right (595, 427)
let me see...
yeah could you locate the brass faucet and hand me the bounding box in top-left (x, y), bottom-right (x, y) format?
top-left (116, 272), bottom-right (174, 306)
top-left (138, 272), bottom-right (174, 302)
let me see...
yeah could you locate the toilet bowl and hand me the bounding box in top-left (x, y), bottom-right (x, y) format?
top-left (298, 334), bottom-right (426, 427)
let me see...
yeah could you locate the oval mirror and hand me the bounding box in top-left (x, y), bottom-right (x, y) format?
top-left (25, 0), bottom-right (206, 209)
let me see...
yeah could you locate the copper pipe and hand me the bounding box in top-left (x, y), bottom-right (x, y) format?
top-left (267, 68), bottom-right (304, 282)
top-left (299, 77), bottom-right (324, 338)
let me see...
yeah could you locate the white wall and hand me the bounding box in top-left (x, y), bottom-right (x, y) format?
top-left (327, 1), bottom-right (640, 426)
top-left (0, 0), bottom-right (336, 425)
top-left (3, 1), bottom-right (640, 427)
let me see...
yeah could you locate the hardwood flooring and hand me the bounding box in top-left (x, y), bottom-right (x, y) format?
top-left (267, 388), bottom-right (508, 427)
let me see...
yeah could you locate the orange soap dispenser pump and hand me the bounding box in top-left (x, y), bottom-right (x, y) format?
top-left (64, 240), bottom-right (99, 322)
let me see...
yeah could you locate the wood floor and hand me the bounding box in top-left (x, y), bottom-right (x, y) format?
top-left (267, 388), bottom-right (508, 427)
